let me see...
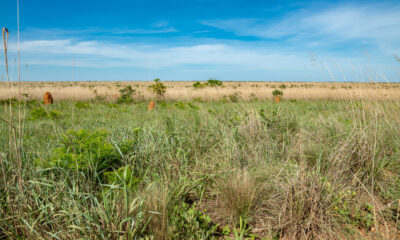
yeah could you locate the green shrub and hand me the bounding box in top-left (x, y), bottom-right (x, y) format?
top-left (117, 86), bottom-right (136, 104)
top-left (169, 202), bottom-right (219, 239)
top-left (50, 129), bottom-right (133, 175)
top-left (207, 78), bottom-right (222, 87)
top-left (149, 78), bottom-right (166, 98)
top-left (272, 89), bottom-right (283, 97)
top-left (193, 81), bottom-right (207, 89)
top-left (30, 107), bottom-right (62, 120)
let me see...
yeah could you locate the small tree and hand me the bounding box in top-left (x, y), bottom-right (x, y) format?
top-left (272, 89), bottom-right (283, 103)
top-left (149, 78), bottom-right (166, 98)
top-left (272, 89), bottom-right (283, 97)
top-left (117, 85), bottom-right (135, 103)
top-left (193, 81), bottom-right (206, 89)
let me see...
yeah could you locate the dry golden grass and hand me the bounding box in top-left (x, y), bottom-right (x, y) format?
top-left (1, 81), bottom-right (400, 101)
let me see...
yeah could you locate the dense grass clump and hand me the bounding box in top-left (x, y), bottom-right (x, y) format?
top-left (1, 99), bottom-right (399, 239)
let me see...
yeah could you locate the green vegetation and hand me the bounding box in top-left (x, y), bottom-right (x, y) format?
top-left (148, 78), bottom-right (167, 98)
top-left (193, 81), bottom-right (206, 89)
top-left (207, 78), bottom-right (223, 87)
top-left (272, 89), bottom-right (283, 97)
top-left (1, 99), bottom-right (400, 239)
top-left (193, 78), bottom-right (223, 89)
top-left (117, 85), bottom-right (136, 103)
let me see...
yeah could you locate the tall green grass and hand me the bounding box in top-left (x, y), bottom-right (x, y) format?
top-left (1, 99), bottom-right (399, 239)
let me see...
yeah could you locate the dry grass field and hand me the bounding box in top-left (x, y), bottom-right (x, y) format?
top-left (1, 81), bottom-right (400, 101)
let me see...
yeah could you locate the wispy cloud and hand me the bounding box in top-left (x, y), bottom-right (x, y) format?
top-left (201, 4), bottom-right (400, 52)
top-left (8, 38), bottom-right (307, 70)
top-left (22, 21), bottom-right (178, 38)
top-left (114, 27), bottom-right (178, 34)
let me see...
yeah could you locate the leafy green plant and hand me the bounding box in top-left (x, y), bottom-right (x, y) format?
top-left (207, 78), bottom-right (223, 87)
top-left (233, 217), bottom-right (254, 240)
top-left (149, 78), bottom-right (166, 98)
top-left (50, 129), bottom-right (133, 176)
top-left (331, 190), bottom-right (374, 229)
top-left (272, 89), bottom-right (283, 97)
top-left (193, 81), bottom-right (206, 89)
top-left (117, 85), bottom-right (136, 104)
top-left (30, 107), bottom-right (62, 120)
top-left (169, 202), bottom-right (219, 239)
top-left (279, 84), bottom-right (287, 89)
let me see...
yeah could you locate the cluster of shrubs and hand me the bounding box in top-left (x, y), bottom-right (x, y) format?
top-left (116, 79), bottom-right (167, 104)
top-left (193, 78), bottom-right (223, 89)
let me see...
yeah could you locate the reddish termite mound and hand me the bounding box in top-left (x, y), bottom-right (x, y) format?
top-left (43, 92), bottom-right (53, 105)
top-left (148, 101), bottom-right (155, 111)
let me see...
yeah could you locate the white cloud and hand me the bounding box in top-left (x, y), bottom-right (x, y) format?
top-left (201, 4), bottom-right (400, 53)
top-left (8, 39), bottom-right (306, 70)
top-left (114, 27), bottom-right (178, 34)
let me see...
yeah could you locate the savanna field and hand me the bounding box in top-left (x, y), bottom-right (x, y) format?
top-left (1, 81), bottom-right (400, 239)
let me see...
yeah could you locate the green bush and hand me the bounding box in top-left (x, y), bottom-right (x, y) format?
top-left (193, 81), bottom-right (206, 89)
top-left (169, 202), bottom-right (219, 239)
top-left (117, 86), bottom-right (136, 104)
top-left (149, 78), bottom-right (167, 98)
top-left (30, 107), bottom-right (62, 120)
top-left (272, 89), bottom-right (283, 97)
top-left (50, 129), bottom-right (133, 175)
top-left (207, 78), bottom-right (223, 87)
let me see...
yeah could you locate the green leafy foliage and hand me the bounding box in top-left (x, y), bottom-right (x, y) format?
top-left (279, 84), bottom-right (287, 89)
top-left (193, 81), bottom-right (206, 89)
top-left (193, 79), bottom-right (223, 89)
top-left (117, 85), bottom-right (136, 104)
top-left (207, 78), bottom-right (223, 87)
top-left (149, 78), bottom-right (167, 98)
top-left (332, 190), bottom-right (374, 229)
top-left (169, 202), bottom-right (219, 239)
top-left (272, 89), bottom-right (283, 97)
top-left (50, 129), bottom-right (133, 175)
top-left (30, 107), bottom-right (62, 120)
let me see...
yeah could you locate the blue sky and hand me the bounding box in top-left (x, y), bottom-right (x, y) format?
top-left (1, 0), bottom-right (400, 81)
